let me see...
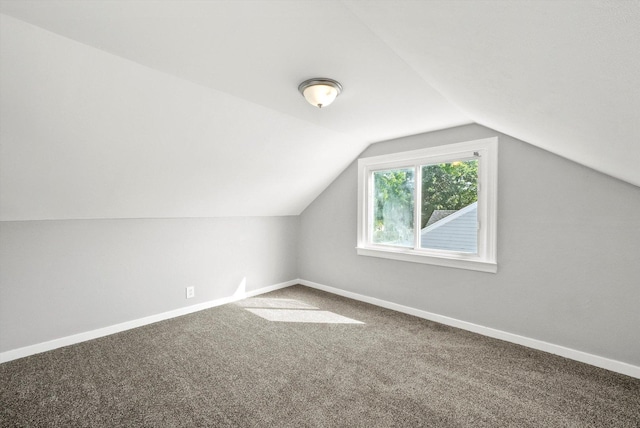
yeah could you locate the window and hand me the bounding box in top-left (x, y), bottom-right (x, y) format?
top-left (357, 138), bottom-right (498, 273)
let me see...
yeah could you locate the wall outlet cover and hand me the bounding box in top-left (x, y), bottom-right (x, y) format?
top-left (186, 286), bottom-right (195, 299)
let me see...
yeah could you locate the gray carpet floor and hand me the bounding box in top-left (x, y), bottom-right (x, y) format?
top-left (1, 285), bottom-right (639, 427)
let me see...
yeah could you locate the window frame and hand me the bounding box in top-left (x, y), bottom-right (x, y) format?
top-left (357, 137), bottom-right (498, 273)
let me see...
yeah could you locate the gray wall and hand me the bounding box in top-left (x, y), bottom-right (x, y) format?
top-left (3, 123), bottom-right (639, 368)
top-left (0, 216), bottom-right (298, 352)
top-left (299, 124), bottom-right (640, 366)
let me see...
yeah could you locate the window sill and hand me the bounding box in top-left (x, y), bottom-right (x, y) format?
top-left (356, 246), bottom-right (497, 273)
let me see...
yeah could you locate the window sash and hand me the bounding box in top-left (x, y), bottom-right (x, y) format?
top-left (418, 157), bottom-right (479, 254)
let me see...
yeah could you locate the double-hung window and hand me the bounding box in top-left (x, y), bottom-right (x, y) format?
top-left (357, 137), bottom-right (498, 273)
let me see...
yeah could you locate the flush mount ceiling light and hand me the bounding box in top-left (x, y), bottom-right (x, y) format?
top-left (298, 78), bottom-right (343, 108)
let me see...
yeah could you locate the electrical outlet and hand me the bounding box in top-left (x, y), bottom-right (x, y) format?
top-left (186, 286), bottom-right (195, 299)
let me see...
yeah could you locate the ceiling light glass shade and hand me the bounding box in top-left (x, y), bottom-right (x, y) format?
top-left (298, 78), bottom-right (343, 108)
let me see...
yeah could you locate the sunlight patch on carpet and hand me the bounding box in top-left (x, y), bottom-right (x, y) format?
top-left (237, 297), bottom-right (364, 324)
top-left (236, 298), bottom-right (318, 310)
top-left (245, 308), bottom-right (363, 324)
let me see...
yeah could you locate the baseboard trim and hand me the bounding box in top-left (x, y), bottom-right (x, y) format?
top-left (0, 279), bottom-right (297, 364)
top-left (4, 278), bottom-right (639, 379)
top-left (298, 279), bottom-right (640, 379)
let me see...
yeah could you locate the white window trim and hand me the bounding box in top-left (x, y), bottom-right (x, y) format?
top-left (357, 137), bottom-right (498, 273)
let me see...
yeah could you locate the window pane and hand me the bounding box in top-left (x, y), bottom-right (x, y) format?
top-left (372, 168), bottom-right (414, 247)
top-left (420, 160), bottom-right (478, 253)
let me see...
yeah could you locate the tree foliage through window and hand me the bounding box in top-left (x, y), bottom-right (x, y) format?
top-left (421, 160), bottom-right (478, 228)
top-left (373, 169), bottom-right (414, 245)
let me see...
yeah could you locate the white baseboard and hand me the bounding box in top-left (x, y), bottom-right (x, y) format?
top-left (4, 278), bottom-right (638, 380)
top-left (0, 279), bottom-right (297, 364)
top-left (298, 279), bottom-right (640, 379)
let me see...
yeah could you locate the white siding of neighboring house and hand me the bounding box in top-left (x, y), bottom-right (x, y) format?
top-left (420, 202), bottom-right (478, 253)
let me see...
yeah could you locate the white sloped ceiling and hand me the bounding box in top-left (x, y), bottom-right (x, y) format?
top-left (345, 0), bottom-right (640, 187)
top-left (0, 1), bottom-right (637, 221)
